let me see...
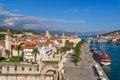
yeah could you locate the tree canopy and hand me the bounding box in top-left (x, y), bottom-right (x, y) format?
top-left (73, 40), bottom-right (84, 66)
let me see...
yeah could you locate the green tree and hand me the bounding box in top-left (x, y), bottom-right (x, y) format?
top-left (61, 46), bottom-right (67, 53)
top-left (65, 40), bottom-right (70, 49)
top-left (32, 47), bottom-right (39, 63)
top-left (69, 42), bottom-right (74, 49)
top-left (73, 54), bottom-right (80, 65)
top-left (5, 49), bottom-right (10, 59)
top-left (56, 47), bottom-right (61, 54)
top-left (16, 43), bottom-right (24, 63)
top-left (73, 40), bottom-right (84, 66)
top-left (0, 34), bottom-right (5, 40)
top-left (65, 40), bottom-right (74, 50)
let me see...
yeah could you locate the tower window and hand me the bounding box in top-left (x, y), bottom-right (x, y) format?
top-left (7, 66), bottom-right (10, 71)
top-left (22, 67), bottom-right (24, 71)
top-left (14, 65), bottom-right (17, 71)
top-left (29, 67), bottom-right (32, 71)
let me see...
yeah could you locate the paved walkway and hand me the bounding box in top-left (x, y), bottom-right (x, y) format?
top-left (64, 43), bottom-right (97, 80)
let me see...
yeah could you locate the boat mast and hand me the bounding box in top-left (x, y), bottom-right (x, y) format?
top-left (100, 36), bottom-right (105, 53)
top-left (93, 38), bottom-right (96, 49)
top-left (103, 39), bottom-right (105, 53)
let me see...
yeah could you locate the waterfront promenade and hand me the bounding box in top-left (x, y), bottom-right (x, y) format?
top-left (64, 42), bottom-right (109, 80)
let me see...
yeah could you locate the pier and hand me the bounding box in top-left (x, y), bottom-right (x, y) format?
top-left (64, 42), bottom-right (109, 80)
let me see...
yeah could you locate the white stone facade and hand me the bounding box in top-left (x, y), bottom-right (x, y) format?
top-left (5, 30), bottom-right (12, 53)
top-left (37, 47), bottom-right (56, 61)
top-left (12, 50), bottom-right (23, 56)
top-left (23, 48), bottom-right (33, 62)
top-left (0, 62), bottom-right (59, 80)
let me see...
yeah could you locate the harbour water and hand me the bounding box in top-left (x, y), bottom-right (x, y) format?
top-left (90, 41), bottom-right (120, 80)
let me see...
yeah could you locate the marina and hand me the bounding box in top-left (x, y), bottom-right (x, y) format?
top-left (64, 42), bottom-right (109, 80)
top-left (89, 39), bottom-right (120, 80)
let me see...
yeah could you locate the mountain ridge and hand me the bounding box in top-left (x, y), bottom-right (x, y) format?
top-left (0, 26), bottom-right (109, 36)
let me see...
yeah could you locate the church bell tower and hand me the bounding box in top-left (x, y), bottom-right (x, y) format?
top-left (45, 27), bottom-right (50, 39)
top-left (5, 29), bottom-right (11, 52)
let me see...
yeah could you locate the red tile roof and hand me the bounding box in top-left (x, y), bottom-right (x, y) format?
top-left (24, 43), bottom-right (37, 49)
top-left (44, 39), bottom-right (54, 47)
top-left (12, 43), bottom-right (37, 50)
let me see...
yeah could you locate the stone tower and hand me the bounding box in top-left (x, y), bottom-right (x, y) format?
top-left (45, 27), bottom-right (50, 39)
top-left (5, 29), bottom-right (11, 52)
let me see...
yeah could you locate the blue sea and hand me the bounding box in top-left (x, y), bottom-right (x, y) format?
top-left (90, 41), bottom-right (120, 80)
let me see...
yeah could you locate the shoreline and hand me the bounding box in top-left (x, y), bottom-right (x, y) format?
top-left (64, 42), bottom-right (109, 80)
top-left (84, 42), bottom-right (109, 80)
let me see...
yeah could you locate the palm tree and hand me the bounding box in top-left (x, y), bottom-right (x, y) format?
top-left (32, 47), bottom-right (39, 63)
top-left (56, 47), bottom-right (61, 54)
top-left (16, 43), bottom-right (24, 63)
top-left (69, 42), bottom-right (74, 49)
top-left (65, 40), bottom-right (70, 49)
top-left (62, 46), bottom-right (67, 53)
top-left (5, 49), bottom-right (10, 61)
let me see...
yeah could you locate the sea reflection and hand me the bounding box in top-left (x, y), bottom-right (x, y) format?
top-left (101, 65), bottom-right (111, 73)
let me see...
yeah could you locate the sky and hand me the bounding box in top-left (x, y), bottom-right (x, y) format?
top-left (0, 0), bottom-right (120, 32)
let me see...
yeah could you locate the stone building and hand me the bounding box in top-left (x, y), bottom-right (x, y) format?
top-left (0, 58), bottom-right (61, 80)
top-left (45, 28), bottom-right (50, 39)
top-left (5, 29), bottom-right (12, 52)
top-left (4, 29), bottom-right (12, 58)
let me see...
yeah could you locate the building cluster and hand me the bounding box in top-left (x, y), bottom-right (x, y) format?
top-left (0, 28), bottom-right (81, 62)
top-left (97, 32), bottom-right (120, 43)
top-left (0, 28), bottom-right (81, 80)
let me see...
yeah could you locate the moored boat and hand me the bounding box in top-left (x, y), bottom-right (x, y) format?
top-left (91, 38), bottom-right (111, 66)
top-left (93, 51), bottom-right (111, 66)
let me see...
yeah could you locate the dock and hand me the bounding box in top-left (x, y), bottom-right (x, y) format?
top-left (94, 62), bottom-right (109, 80)
top-left (87, 42), bottom-right (109, 80)
top-left (64, 42), bottom-right (109, 80)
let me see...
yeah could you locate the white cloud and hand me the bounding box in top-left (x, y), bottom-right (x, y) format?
top-left (0, 7), bottom-right (85, 31)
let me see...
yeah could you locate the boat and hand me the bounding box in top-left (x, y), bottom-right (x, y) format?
top-left (93, 50), bottom-right (111, 65)
top-left (97, 39), bottom-right (108, 43)
top-left (87, 37), bottom-right (93, 43)
top-left (91, 38), bottom-right (111, 66)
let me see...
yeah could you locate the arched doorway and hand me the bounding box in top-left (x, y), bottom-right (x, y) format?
top-left (45, 70), bottom-right (56, 80)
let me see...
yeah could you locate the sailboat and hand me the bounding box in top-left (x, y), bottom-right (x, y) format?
top-left (91, 38), bottom-right (111, 65)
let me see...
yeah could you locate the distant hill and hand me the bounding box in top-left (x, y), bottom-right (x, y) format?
top-left (0, 26), bottom-right (39, 34)
top-left (0, 26), bottom-right (106, 37)
top-left (34, 29), bottom-right (106, 37)
top-left (102, 30), bottom-right (120, 36)
top-left (34, 29), bottom-right (77, 35)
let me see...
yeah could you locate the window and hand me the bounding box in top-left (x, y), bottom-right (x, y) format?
top-left (29, 67), bottom-right (32, 71)
top-left (14, 65), bottom-right (17, 71)
top-left (7, 66), bottom-right (10, 71)
top-left (22, 67), bottom-right (24, 71)
top-left (37, 68), bottom-right (39, 71)
top-left (36, 66), bottom-right (39, 71)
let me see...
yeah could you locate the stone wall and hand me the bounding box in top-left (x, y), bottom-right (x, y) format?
top-left (0, 74), bottom-right (53, 80)
top-left (1, 64), bottom-right (41, 74)
top-left (0, 62), bottom-right (59, 80)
